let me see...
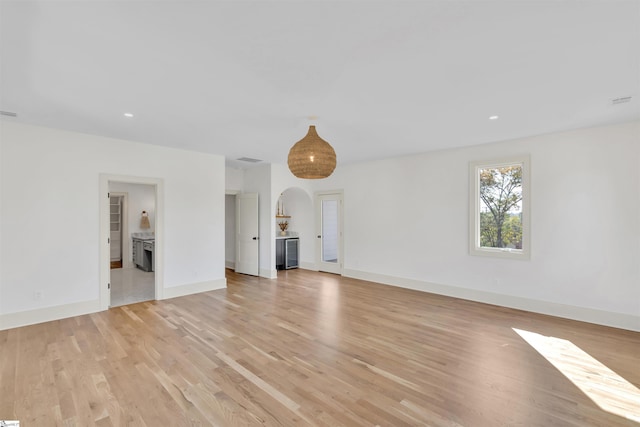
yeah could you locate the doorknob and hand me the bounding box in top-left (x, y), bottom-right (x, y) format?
top-left (252, 237), bottom-right (259, 240)
top-left (317, 235), bottom-right (321, 238)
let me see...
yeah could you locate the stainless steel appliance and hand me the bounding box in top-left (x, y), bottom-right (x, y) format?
top-left (285, 238), bottom-right (299, 269)
top-left (276, 237), bottom-right (299, 270)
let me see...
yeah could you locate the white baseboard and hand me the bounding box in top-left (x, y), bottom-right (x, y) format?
top-left (343, 269), bottom-right (640, 332)
top-left (225, 260), bottom-right (235, 270)
top-left (6, 272), bottom-right (635, 333)
top-left (0, 278), bottom-right (228, 331)
top-left (260, 268), bottom-right (278, 279)
top-left (0, 299), bottom-right (101, 331)
top-left (163, 278), bottom-right (227, 299)
top-left (299, 261), bottom-right (317, 271)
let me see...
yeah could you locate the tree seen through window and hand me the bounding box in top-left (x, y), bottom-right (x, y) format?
top-left (479, 165), bottom-right (523, 249)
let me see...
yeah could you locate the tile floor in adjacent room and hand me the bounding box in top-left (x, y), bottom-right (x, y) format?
top-left (109, 267), bottom-right (154, 307)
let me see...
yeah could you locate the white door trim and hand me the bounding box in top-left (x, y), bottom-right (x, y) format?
top-left (99, 174), bottom-right (164, 310)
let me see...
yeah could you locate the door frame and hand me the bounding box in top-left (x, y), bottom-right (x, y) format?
top-left (99, 174), bottom-right (164, 310)
top-left (315, 190), bottom-right (344, 275)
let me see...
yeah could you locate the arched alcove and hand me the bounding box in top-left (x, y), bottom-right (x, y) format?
top-left (274, 187), bottom-right (315, 270)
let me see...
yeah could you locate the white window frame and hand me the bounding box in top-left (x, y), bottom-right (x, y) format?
top-left (469, 155), bottom-right (530, 260)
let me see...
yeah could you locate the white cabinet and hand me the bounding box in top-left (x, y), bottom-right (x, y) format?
top-left (132, 239), bottom-right (144, 267)
top-left (110, 196), bottom-right (122, 261)
top-left (132, 233), bottom-right (154, 272)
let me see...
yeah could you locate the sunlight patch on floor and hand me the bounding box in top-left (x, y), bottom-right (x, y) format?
top-left (513, 328), bottom-right (640, 423)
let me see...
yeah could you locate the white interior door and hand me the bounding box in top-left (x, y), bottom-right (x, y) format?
top-left (236, 192), bottom-right (259, 276)
top-left (316, 192), bottom-right (343, 274)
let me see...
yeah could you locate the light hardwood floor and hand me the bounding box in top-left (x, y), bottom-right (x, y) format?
top-left (1, 269), bottom-right (639, 426)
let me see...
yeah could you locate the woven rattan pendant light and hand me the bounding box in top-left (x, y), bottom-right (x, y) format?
top-left (287, 125), bottom-right (336, 179)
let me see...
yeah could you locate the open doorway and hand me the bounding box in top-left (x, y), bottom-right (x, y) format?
top-left (226, 191), bottom-right (261, 276)
top-left (108, 181), bottom-right (156, 307)
top-left (225, 193), bottom-right (237, 271)
top-left (275, 187), bottom-right (314, 274)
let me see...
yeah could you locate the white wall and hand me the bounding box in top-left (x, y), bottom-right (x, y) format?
top-left (226, 166), bottom-right (244, 193)
top-left (311, 121), bottom-right (640, 331)
top-left (0, 122), bottom-right (226, 329)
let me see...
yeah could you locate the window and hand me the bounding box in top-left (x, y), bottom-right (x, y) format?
top-left (469, 156), bottom-right (530, 259)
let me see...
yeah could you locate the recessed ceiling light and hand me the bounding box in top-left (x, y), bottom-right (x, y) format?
top-left (489, 115), bottom-right (499, 120)
top-left (124, 113), bottom-right (134, 118)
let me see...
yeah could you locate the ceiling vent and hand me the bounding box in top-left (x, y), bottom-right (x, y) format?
top-left (0, 110), bottom-right (17, 117)
top-left (237, 157), bottom-right (263, 163)
top-left (611, 96), bottom-right (632, 105)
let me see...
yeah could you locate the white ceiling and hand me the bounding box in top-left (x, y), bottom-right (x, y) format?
top-left (1, 1), bottom-right (639, 169)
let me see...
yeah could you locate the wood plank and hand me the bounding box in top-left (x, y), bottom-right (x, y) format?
top-left (1, 269), bottom-right (639, 426)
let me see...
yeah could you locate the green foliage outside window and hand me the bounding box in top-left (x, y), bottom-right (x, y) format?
top-left (479, 165), bottom-right (523, 249)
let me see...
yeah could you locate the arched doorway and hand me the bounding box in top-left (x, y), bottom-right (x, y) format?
top-left (275, 187), bottom-right (314, 271)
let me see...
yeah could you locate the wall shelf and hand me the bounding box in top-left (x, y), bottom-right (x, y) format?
top-left (276, 215), bottom-right (291, 218)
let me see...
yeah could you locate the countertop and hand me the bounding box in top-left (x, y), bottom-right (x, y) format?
top-left (132, 232), bottom-right (155, 241)
top-left (276, 233), bottom-right (299, 240)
